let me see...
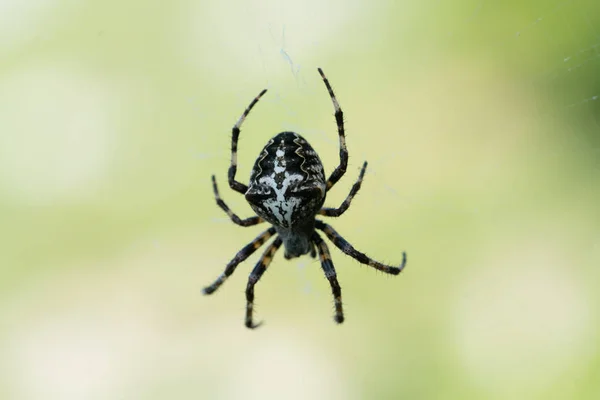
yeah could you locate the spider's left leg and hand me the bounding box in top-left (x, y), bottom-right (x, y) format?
top-left (203, 227), bottom-right (276, 295)
top-left (245, 237), bottom-right (283, 329)
top-left (228, 89), bottom-right (268, 195)
top-left (316, 220), bottom-right (406, 275)
top-left (319, 161), bottom-right (367, 217)
top-left (318, 68), bottom-right (348, 192)
top-left (212, 175), bottom-right (264, 227)
top-left (312, 232), bottom-right (344, 323)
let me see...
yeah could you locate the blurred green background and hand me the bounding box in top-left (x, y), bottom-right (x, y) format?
top-left (1, 0), bottom-right (599, 399)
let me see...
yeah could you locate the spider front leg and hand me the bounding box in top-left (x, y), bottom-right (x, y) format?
top-left (228, 89), bottom-right (268, 195)
top-left (315, 220), bottom-right (406, 275)
top-left (318, 68), bottom-right (348, 192)
top-left (203, 227), bottom-right (276, 295)
top-left (312, 232), bottom-right (344, 323)
top-left (319, 161), bottom-right (367, 217)
top-left (212, 175), bottom-right (264, 226)
top-left (245, 237), bottom-right (283, 329)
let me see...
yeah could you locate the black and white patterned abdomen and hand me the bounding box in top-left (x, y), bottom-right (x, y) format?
top-left (245, 132), bottom-right (326, 229)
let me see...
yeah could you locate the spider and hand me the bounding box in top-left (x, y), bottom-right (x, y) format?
top-left (203, 68), bottom-right (407, 328)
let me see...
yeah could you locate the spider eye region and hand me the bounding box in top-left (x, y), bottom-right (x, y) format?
top-left (246, 132), bottom-right (326, 228)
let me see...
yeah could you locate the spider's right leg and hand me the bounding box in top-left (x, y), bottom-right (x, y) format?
top-left (316, 220), bottom-right (406, 275)
top-left (312, 232), bottom-right (344, 323)
top-left (319, 161), bottom-right (367, 217)
top-left (228, 89), bottom-right (268, 195)
top-left (245, 237), bottom-right (283, 329)
top-left (318, 68), bottom-right (348, 192)
top-left (212, 175), bottom-right (264, 226)
top-left (309, 242), bottom-right (317, 258)
top-left (203, 227), bottom-right (276, 295)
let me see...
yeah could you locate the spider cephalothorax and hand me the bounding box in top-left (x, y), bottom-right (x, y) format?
top-left (203, 68), bottom-right (407, 329)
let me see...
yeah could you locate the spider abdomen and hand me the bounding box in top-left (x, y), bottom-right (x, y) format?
top-left (245, 132), bottom-right (326, 230)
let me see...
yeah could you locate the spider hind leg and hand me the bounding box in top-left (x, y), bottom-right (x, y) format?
top-left (202, 227), bottom-right (276, 295)
top-left (245, 237), bottom-right (283, 329)
top-left (312, 232), bottom-right (344, 323)
top-left (316, 220), bottom-right (406, 275)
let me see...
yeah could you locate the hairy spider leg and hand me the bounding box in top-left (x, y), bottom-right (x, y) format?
top-left (318, 68), bottom-right (348, 192)
top-left (228, 88), bottom-right (268, 195)
top-left (319, 161), bottom-right (368, 217)
top-left (312, 232), bottom-right (344, 323)
top-left (203, 227), bottom-right (276, 295)
top-left (309, 242), bottom-right (317, 258)
top-left (245, 237), bottom-right (283, 329)
top-left (212, 175), bottom-right (264, 226)
top-left (316, 220), bottom-right (406, 275)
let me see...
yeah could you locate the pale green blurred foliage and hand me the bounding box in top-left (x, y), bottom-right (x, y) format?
top-left (0, 1), bottom-right (599, 399)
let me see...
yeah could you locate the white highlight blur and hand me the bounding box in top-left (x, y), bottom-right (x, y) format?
top-left (452, 242), bottom-right (593, 395)
top-left (0, 62), bottom-right (119, 204)
top-left (0, 0), bottom-right (76, 52)
top-left (0, 236), bottom-right (354, 400)
top-left (178, 0), bottom-right (368, 77)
